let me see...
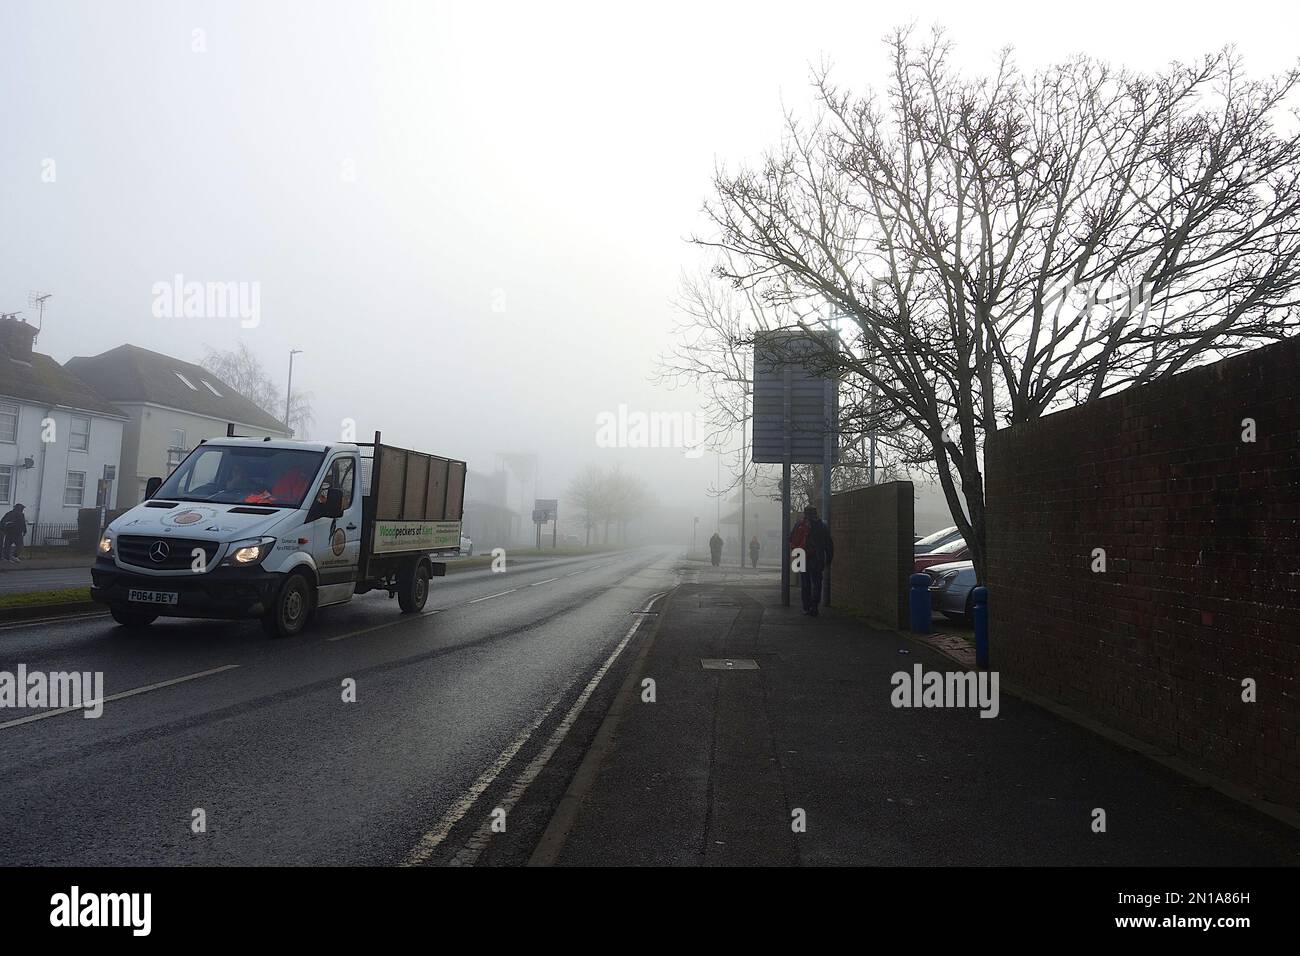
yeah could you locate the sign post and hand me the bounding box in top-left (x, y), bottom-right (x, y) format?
top-left (533, 498), bottom-right (558, 549)
top-left (751, 331), bottom-right (839, 609)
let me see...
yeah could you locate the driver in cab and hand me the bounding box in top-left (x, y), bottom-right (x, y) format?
top-left (243, 463), bottom-right (312, 506)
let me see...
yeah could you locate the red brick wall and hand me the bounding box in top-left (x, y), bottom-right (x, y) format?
top-left (830, 481), bottom-right (914, 628)
top-left (986, 337), bottom-right (1300, 808)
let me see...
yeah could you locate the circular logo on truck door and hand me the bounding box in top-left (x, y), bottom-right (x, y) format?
top-left (331, 528), bottom-right (346, 556)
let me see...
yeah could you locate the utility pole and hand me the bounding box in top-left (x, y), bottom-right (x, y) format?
top-left (739, 439), bottom-right (746, 570)
top-left (285, 349), bottom-right (303, 436)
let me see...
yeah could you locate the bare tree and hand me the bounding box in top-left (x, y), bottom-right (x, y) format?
top-left (697, 29), bottom-right (1300, 578)
top-left (564, 464), bottom-right (604, 546)
top-left (564, 465), bottom-right (653, 545)
top-left (201, 343), bottom-right (315, 438)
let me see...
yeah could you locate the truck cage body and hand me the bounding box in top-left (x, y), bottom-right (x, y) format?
top-left (355, 431), bottom-right (467, 581)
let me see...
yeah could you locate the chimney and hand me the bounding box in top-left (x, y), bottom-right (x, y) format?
top-left (0, 315), bottom-right (38, 360)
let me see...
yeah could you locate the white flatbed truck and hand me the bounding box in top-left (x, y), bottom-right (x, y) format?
top-left (91, 430), bottom-right (467, 637)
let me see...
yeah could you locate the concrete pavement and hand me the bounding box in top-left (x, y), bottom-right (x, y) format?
top-left (539, 562), bottom-right (1300, 865)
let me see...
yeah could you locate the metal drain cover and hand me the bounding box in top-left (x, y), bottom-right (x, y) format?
top-left (701, 658), bottom-right (759, 670)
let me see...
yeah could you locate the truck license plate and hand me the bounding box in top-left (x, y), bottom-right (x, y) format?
top-left (128, 589), bottom-right (179, 606)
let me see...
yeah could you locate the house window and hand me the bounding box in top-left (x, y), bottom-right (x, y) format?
top-left (202, 380), bottom-right (222, 396)
top-left (0, 465), bottom-right (11, 505)
top-left (174, 371), bottom-right (198, 390)
top-left (69, 415), bottom-right (91, 452)
top-left (0, 402), bottom-right (17, 443)
top-left (64, 471), bottom-right (86, 507)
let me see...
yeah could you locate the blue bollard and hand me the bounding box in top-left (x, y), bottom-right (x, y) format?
top-left (909, 573), bottom-right (932, 634)
top-left (971, 586), bottom-right (989, 669)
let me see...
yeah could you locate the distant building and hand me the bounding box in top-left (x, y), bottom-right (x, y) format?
top-left (0, 316), bottom-right (127, 537)
top-left (462, 468), bottom-right (521, 550)
top-left (66, 344), bottom-right (288, 507)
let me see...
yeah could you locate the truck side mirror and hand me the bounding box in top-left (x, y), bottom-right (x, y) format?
top-left (144, 477), bottom-right (163, 499)
top-left (308, 487), bottom-right (345, 522)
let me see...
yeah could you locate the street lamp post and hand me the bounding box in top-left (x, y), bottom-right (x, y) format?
top-left (285, 349), bottom-right (303, 436)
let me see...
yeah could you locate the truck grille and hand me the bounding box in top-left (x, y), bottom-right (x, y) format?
top-left (117, 535), bottom-right (221, 571)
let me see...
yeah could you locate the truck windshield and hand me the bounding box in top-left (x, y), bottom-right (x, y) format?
top-left (154, 445), bottom-right (326, 508)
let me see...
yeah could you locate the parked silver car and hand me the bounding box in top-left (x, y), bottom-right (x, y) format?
top-left (913, 525), bottom-right (963, 555)
top-left (925, 559), bottom-right (977, 621)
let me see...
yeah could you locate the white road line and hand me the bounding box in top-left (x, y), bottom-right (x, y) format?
top-left (467, 589), bottom-right (517, 604)
top-left (528, 577), bottom-right (560, 587)
top-left (401, 688), bottom-right (568, 866)
top-left (0, 664), bottom-right (241, 731)
top-left (565, 569), bottom-right (587, 577)
top-left (404, 590), bottom-right (666, 867)
top-left (326, 609), bottom-right (440, 643)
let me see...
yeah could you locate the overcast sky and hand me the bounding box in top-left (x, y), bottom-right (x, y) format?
top-left (3, 0), bottom-right (1297, 520)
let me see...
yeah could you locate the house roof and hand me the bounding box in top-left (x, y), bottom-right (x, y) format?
top-left (0, 347), bottom-right (127, 418)
top-left (65, 344), bottom-right (287, 434)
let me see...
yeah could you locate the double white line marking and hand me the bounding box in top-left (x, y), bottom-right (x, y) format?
top-left (402, 591), bottom-right (666, 866)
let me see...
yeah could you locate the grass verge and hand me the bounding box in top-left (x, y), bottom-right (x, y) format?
top-left (0, 587), bottom-right (93, 610)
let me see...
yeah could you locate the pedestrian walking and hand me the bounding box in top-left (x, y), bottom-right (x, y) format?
top-left (788, 505), bottom-right (833, 616)
top-left (708, 531), bottom-right (723, 567)
top-left (748, 535), bottom-right (760, 569)
top-left (1, 503), bottom-right (29, 563)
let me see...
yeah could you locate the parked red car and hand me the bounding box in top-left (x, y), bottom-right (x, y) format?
top-left (914, 541), bottom-right (970, 573)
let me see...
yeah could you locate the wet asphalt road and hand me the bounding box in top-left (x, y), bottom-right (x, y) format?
top-left (0, 546), bottom-right (679, 865)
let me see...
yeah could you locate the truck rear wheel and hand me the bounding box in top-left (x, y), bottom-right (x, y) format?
top-left (110, 606), bottom-right (157, 628)
top-left (262, 572), bottom-right (314, 638)
top-left (397, 561), bottom-right (430, 613)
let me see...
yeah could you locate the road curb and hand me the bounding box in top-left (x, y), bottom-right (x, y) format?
top-left (527, 587), bottom-right (675, 866)
top-left (0, 601), bottom-right (101, 624)
top-left (892, 625), bottom-right (1300, 834)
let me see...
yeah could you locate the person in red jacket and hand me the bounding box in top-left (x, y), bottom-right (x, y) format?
top-left (789, 504), bottom-right (834, 616)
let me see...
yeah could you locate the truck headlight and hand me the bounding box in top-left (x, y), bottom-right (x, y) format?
top-left (225, 537), bottom-right (276, 566)
top-left (98, 534), bottom-right (113, 556)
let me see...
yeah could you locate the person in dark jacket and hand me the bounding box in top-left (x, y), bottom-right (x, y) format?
top-left (789, 504), bottom-right (834, 616)
top-left (708, 531), bottom-right (723, 567)
top-left (748, 535), bottom-right (761, 569)
top-left (1, 503), bottom-right (28, 562)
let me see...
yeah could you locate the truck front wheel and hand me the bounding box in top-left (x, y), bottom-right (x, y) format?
top-left (397, 561), bottom-right (430, 613)
top-left (262, 572), bottom-right (314, 638)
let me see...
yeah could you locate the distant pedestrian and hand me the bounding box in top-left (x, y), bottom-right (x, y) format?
top-left (708, 531), bottom-right (723, 567)
top-left (789, 504), bottom-right (833, 617)
top-left (748, 535), bottom-right (760, 569)
top-left (1, 503), bottom-right (28, 563)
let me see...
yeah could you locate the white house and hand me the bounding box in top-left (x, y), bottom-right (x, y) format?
top-left (0, 316), bottom-right (127, 540)
top-left (66, 344), bottom-right (289, 508)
